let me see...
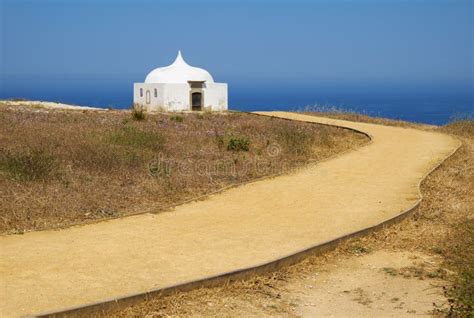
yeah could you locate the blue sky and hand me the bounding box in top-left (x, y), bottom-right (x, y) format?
top-left (0, 0), bottom-right (472, 106)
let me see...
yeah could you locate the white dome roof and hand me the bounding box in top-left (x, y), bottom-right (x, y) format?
top-left (145, 51), bottom-right (214, 84)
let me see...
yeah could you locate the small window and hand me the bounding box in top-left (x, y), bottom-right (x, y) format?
top-left (154, 88), bottom-right (157, 97)
top-left (140, 88), bottom-right (143, 97)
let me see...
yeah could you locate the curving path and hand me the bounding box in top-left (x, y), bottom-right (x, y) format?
top-left (0, 112), bottom-right (460, 317)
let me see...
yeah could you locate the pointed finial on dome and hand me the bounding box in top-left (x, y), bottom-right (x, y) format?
top-left (173, 50), bottom-right (187, 66)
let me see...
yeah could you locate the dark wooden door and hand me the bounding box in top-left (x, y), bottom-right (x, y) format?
top-left (192, 92), bottom-right (202, 111)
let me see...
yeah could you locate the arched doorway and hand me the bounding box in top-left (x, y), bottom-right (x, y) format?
top-left (191, 92), bottom-right (202, 111)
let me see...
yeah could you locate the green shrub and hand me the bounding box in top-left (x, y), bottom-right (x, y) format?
top-left (131, 105), bottom-right (146, 121)
top-left (108, 126), bottom-right (165, 151)
top-left (227, 137), bottom-right (250, 152)
top-left (0, 148), bottom-right (58, 181)
top-left (170, 115), bottom-right (184, 123)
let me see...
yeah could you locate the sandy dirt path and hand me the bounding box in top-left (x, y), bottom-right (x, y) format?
top-left (0, 112), bottom-right (459, 317)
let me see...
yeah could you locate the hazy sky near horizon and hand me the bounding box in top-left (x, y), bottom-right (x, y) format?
top-left (1, 0), bottom-right (473, 91)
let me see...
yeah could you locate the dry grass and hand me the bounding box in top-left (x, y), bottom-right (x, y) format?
top-left (99, 118), bottom-right (473, 318)
top-left (440, 120), bottom-right (474, 139)
top-left (0, 148), bottom-right (58, 181)
top-left (300, 105), bottom-right (435, 129)
top-left (131, 104), bottom-right (146, 121)
top-left (0, 104), bottom-right (367, 234)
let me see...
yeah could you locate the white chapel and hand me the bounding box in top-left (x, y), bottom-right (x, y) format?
top-left (134, 51), bottom-right (228, 112)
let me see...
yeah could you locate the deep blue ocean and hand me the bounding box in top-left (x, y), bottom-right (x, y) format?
top-left (1, 82), bottom-right (472, 125)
